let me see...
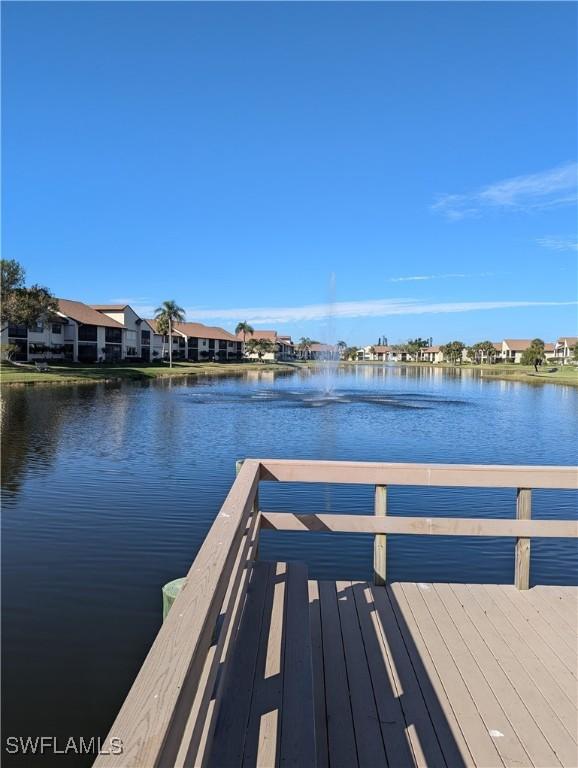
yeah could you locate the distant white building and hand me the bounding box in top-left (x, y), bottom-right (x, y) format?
top-left (553, 336), bottom-right (577, 364)
top-left (238, 330), bottom-right (295, 361)
top-left (501, 339), bottom-right (555, 364)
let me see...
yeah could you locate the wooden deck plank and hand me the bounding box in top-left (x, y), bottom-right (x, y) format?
top-left (451, 583), bottom-right (578, 766)
top-left (415, 582), bottom-right (530, 768)
top-left (208, 561), bottom-right (273, 768)
top-left (480, 584), bottom-right (578, 707)
top-left (526, 587), bottom-right (578, 634)
top-left (336, 581), bottom-right (388, 768)
top-left (280, 562), bottom-right (316, 768)
top-left (318, 580), bottom-right (358, 768)
top-left (351, 583), bottom-right (416, 767)
top-left (308, 581), bottom-right (328, 768)
top-left (392, 582), bottom-right (497, 768)
top-left (467, 585), bottom-right (577, 737)
top-left (523, 591), bottom-right (577, 647)
top-left (370, 584), bottom-right (446, 768)
top-left (434, 583), bottom-right (561, 768)
top-left (242, 562), bottom-right (287, 768)
top-left (499, 585), bottom-right (577, 673)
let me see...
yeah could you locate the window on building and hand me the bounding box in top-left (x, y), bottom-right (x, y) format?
top-left (78, 325), bottom-right (98, 341)
top-left (8, 324), bottom-right (28, 338)
top-left (141, 330), bottom-right (151, 344)
top-left (30, 321), bottom-right (44, 333)
top-left (105, 327), bottom-right (122, 344)
top-left (78, 343), bottom-right (98, 362)
top-left (52, 323), bottom-right (62, 334)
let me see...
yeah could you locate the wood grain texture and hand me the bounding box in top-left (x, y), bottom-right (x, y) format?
top-left (515, 489), bottom-right (531, 590)
top-left (260, 512), bottom-right (578, 538)
top-left (373, 485), bottom-right (387, 586)
top-left (94, 460), bottom-right (261, 768)
top-left (257, 459), bottom-right (578, 489)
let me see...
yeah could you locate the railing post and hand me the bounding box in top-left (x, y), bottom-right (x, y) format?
top-left (237, 459), bottom-right (259, 560)
top-left (373, 485), bottom-right (387, 586)
top-left (515, 488), bottom-right (531, 590)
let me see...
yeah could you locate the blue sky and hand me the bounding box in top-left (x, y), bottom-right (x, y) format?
top-left (2, 1), bottom-right (577, 345)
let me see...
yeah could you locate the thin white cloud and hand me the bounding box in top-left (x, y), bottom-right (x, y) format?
top-left (432, 162), bottom-right (578, 220)
top-left (536, 236), bottom-right (578, 252)
top-left (148, 298), bottom-right (576, 325)
top-left (387, 272), bottom-right (493, 282)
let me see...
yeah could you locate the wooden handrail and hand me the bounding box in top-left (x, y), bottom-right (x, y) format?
top-left (257, 459), bottom-right (578, 489)
top-left (94, 459), bottom-right (261, 768)
top-left (93, 459), bottom-right (577, 768)
top-left (259, 512), bottom-right (578, 538)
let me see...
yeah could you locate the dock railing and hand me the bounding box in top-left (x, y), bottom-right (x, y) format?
top-left (94, 460), bottom-right (577, 768)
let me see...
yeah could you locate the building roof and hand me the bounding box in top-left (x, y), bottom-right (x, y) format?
top-left (422, 345), bottom-right (440, 353)
top-left (238, 329), bottom-right (278, 342)
top-left (503, 339), bottom-right (534, 351)
top-left (503, 339), bottom-right (555, 352)
top-left (372, 345), bottom-right (391, 353)
top-left (175, 322), bottom-right (238, 342)
top-left (145, 318), bottom-right (184, 336)
top-left (557, 337), bottom-right (578, 345)
top-left (90, 304), bottom-right (129, 311)
top-left (58, 299), bottom-right (124, 328)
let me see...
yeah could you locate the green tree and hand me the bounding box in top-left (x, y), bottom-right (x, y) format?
top-left (520, 338), bottom-right (546, 372)
top-left (477, 340), bottom-right (498, 364)
top-left (235, 321), bottom-right (254, 345)
top-left (337, 340), bottom-right (347, 358)
top-left (1, 259), bottom-right (58, 331)
top-left (344, 346), bottom-right (359, 361)
top-left (246, 337), bottom-right (275, 361)
top-left (466, 345), bottom-right (478, 363)
top-left (440, 340), bottom-right (466, 365)
top-left (407, 337), bottom-right (428, 361)
top-left (154, 300), bottom-right (185, 368)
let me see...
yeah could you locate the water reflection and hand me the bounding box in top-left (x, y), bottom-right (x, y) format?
top-left (2, 367), bottom-right (577, 767)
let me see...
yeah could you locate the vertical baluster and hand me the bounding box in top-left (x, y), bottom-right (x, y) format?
top-left (373, 485), bottom-right (387, 585)
top-left (515, 488), bottom-right (532, 589)
top-left (236, 459), bottom-right (260, 560)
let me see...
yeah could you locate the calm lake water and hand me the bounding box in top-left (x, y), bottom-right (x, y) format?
top-left (2, 365), bottom-right (577, 765)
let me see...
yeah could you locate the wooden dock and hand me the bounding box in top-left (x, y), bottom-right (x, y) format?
top-left (94, 460), bottom-right (578, 768)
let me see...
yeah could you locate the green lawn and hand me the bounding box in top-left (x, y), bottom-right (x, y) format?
top-left (0, 360), bottom-right (298, 386)
top-left (338, 360), bottom-right (578, 386)
top-left (474, 364), bottom-right (578, 386)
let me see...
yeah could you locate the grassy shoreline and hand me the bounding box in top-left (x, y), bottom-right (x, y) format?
top-left (339, 360), bottom-right (578, 386)
top-left (0, 360), bottom-right (301, 386)
top-left (1, 359), bottom-right (576, 387)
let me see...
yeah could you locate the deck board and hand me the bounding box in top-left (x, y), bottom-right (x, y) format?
top-left (414, 582), bottom-right (530, 768)
top-left (318, 581), bottom-right (358, 768)
top-left (391, 582), bottom-right (495, 768)
top-left (499, 585), bottom-right (577, 671)
top-left (480, 584), bottom-right (578, 706)
top-left (451, 583), bottom-right (577, 766)
top-left (435, 583), bottom-right (562, 768)
top-left (204, 567), bottom-right (577, 768)
top-left (336, 581), bottom-right (387, 768)
top-left (351, 582), bottom-right (415, 767)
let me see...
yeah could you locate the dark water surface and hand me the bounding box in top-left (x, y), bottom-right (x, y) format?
top-left (2, 365), bottom-right (577, 764)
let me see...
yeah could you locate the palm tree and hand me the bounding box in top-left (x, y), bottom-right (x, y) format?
top-left (154, 300), bottom-right (185, 368)
top-left (235, 321), bottom-right (254, 346)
